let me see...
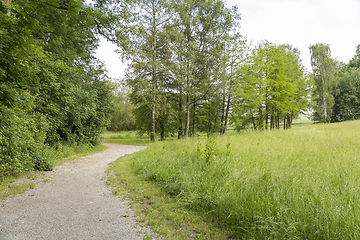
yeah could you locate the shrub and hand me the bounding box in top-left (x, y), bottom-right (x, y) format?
top-left (0, 107), bottom-right (52, 179)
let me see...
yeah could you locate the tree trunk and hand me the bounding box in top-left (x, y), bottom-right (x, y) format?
top-left (192, 99), bottom-right (196, 137)
top-left (223, 94), bottom-right (231, 135)
top-left (283, 117), bottom-right (286, 130)
top-left (184, 94), bottom-right (190, 138)
top-left (322, 75), bottom-right (327, 122)
top-left (178, 92), bottom-right (183, 139)
top-left (160, 130), bottom-right (165, 141)
top-left (150, 0), bottom-right (157, 142)
top-left (287, 114), bottom-right (291, 129)
top-left (150, 92), bottom-right (156, 142)
top-left (220, 90), bottom-right (226, 134)
top-left (265, 94), bottom-right (268, 130)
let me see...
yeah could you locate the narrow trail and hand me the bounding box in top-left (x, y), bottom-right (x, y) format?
top-left (0, 143), bottom-right (153, 240)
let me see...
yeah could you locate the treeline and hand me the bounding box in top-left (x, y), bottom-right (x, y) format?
top-left (310, 43), bottom-right (360, 123)
top-left (101, 0), bottom-right (310, 140)
top-left (0, 0), bottom-right (113, 177)
top-left (103, 0), bottom-right (360, 140)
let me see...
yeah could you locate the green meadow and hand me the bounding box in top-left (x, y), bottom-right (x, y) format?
top-left (101, 131), bottom-right (152, 146)
top-left (109, 120), bottom-right (360, 239)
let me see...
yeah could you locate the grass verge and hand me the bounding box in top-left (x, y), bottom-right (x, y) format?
top-left (107, 153), bottom-right (230, 240)
top-left (0, 143), bottom-right (107, 199)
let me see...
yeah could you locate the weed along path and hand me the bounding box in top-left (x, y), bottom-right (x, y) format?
top-left (0, 143), bottom-right (153, 239)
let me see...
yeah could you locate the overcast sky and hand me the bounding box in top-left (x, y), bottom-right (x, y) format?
top-left (95, 0), bottom-right (360, 78)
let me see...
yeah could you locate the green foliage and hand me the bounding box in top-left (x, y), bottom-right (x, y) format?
top-left (107, 83), bottom-right (135, 131)
top-left (332, 68), bottom-right (360, 122)
top-left (0, 1), bottom-right (43, 108)
top-left (348, 44), bottom-right (360, 69)
top-left (127, 121), bottom-right (360, 239)
top-left (102, 130), bottom-right (151, 145)
top-left (233, 42), bottom-right (310, 130)
top-left (310, 43), bottom-right (339, 122)
top-left (36, 63), bottom-right (113, 146)
top-left (0, 0), bottom-right (116, 177)
top-left (0, 107), bottom-right (53, 178)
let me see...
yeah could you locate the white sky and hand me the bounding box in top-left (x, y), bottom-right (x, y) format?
top-left (95, 0), bottom-right (360, 78)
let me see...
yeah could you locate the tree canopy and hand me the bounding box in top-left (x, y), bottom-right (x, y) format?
top-left (0, 0), bottom-right (114, 176)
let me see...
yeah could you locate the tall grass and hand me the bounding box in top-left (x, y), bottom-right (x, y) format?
top-left (128, 121), bottom-right (360, 239)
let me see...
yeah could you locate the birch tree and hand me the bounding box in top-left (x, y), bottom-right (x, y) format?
top-left (169, 0), bottom-right (235, 138)
top-left (309, 43), bottom-right (338, 123)
top-left (122, 0), bottom-right (171, 142)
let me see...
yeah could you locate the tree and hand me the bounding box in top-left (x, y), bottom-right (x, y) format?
top-left (107, 82), bottom-right (135, 131)
top-left (232, 42), bottom-right (309, 130)
top-left (331, 45), bottom-right (360, 122)
top-left (218, 30), bottom-right (245, 134)
top-left (111, 0), bottom-right (172, 142)
top-left (348, 44), bottom-right (360, 69)
top-left (331, 68), bottom-right (360, 122)
top-left (169, 0), bottom-right (236, 138)
top-left (0, 0), bottom-right (43, 108)
top-left (1, 0), bottom-right (116, 176)
top-left (309, 43), bottom-right (338, 123)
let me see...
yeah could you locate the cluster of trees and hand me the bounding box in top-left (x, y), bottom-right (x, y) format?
top-left (107, 82), bottom-right (135, 131)
top-left (0, 0), bottom-right (113, 176)
top-left (102, 0), bottom-right (312, 140)
top-left (333, 45), bottom-right (360, 122)
top-left (104, 0), bottom-right (360, 140)
top-left (310, 43), bottom-right (360, 123)
top-left (232, 42), bottom-right (310, 130)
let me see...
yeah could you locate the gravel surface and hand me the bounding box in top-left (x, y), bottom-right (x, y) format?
top-left (0, 143), bottom-right (155, 240)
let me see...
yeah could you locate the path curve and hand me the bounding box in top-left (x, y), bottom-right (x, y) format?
top-left (0, 143), bottom-right (152, 240)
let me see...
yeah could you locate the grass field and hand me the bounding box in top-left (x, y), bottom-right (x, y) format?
top-left (101, 131), bottom-right (152, 145)
top-left (292, 115), bottom-right (316, 126)
top-left (101, 130), bottom-right (212, 145)
top-left (108, 120), bottom-right (360, 239)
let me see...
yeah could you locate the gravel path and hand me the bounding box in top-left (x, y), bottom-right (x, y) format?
top-left (0, 143), bottom-right (154, 240)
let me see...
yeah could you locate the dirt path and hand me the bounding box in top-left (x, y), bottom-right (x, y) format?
top-left (0, 143), bottom-right (154, 240)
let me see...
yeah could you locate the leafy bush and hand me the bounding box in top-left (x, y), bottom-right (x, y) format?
top-left (0, 107), bottom-right (53, 179)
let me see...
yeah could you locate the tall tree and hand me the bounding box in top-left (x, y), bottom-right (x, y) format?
top-left (116, 0), bottom-right (172, 142)
top-left (169, 0), bottom-right (235, 138)
top-left (331, 68), bottom-right (360, 122)
top-left (233, 42), bottom-right (309, 130)
top-left (332, 45), bottom-right (360, 122)
top-left (219, 29), bottom-right (245, 134)
top-left (309, 43), bottom-right (338, 123)
top-left (348, 44), bottom-right (360, 69)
